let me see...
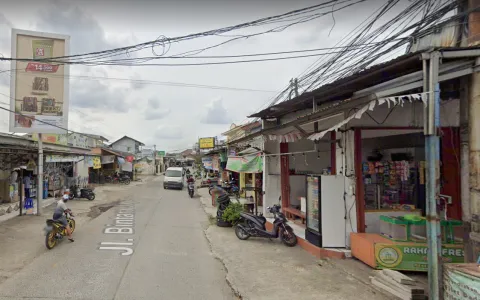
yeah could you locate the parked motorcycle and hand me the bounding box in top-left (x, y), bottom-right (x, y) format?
top-left (234, 204), bottom-right (297, 247)
top-left (44, 210), bottom-right (76, 249)
top-left (209, 180), bottom-right (239, 199)
top-left (69, 185), bottom-right (95, 201)
top-left (106, 174), bottom-right (131, 185)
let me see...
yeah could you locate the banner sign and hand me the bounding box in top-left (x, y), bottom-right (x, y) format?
top-left (10, 29), bottom-right (70, 133)
top-left (374, 243), bottom-right (464, 272)
top-left (202, 156), bottom-right (213, 170)
top-left (212, 155), bottom-right (220, 171)
top-left (32, 132), bottom-right (89, 148)
top-left (122, 162), bottom-right (132, 172)
top-left (92, 157), bottom-right (101, 169)
top-left (157, 151), bottom-right (165, 156)
top-left (226, 154), bottom-right (263, 173)
top-left (444, 264), bottom-right (480, 299)
top-left (199, 137), bottom-right (215, 149)
top-left (101, 155), bottom-right (115, 164)
top-left (45, 155), bottom-right (83, 163)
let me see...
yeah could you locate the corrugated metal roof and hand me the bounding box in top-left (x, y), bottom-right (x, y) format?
top-left (249, 51), bottom-right (424, 119)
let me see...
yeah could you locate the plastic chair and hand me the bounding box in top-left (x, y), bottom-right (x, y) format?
top-left (24, 198), bottom-right (34, 209)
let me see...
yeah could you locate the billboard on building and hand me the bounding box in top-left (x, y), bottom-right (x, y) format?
top-left (9, 29), bottom-right (70, 133)
top-left (199, 137), bottom-right (215, 149)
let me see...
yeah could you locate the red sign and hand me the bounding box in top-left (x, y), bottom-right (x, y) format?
top-left (126, 156), bottom-right (134, 163)
top-left (25, 62), bottom-right (59, 73)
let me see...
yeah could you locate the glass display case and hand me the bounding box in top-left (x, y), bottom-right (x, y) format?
top-left (305, 175), bottom-right (346, 248)
top-left (306, 176), bottom-right (320, 245)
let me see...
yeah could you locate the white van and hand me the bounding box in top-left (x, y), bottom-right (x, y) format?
top-left (164, 167), bottom-right (184, 190)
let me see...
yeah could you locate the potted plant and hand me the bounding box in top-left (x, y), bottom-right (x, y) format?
top-left (221, 202), bottom-right (244, 226)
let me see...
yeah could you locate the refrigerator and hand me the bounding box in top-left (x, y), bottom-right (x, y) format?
top-left (305, 175), bottom-right (346, 248)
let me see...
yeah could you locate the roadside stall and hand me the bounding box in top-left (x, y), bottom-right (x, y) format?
top-left (225, 151), bottom-right (263, 215)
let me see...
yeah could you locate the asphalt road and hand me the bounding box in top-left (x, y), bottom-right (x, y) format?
top-left (0, 178), bottom-right (234, 300)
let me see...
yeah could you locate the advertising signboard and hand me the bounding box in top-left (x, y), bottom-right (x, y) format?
top-left (10, 29), bottom-right (70, 133)
top-left (374, 243), bottom-right (464, 271)
top-left (199, 137), bottom-right (215, 149)
top-left (31, 132), bottom-right (89, 148)
top-left (157, 151), bottom-right (165, 157)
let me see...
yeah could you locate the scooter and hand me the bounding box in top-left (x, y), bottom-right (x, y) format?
top-left (69, 185), bottom-right (95, 201)
top-left (234, 204), bottom-right (298, 247)
top-left (187, 182), bottom-right (194, 198)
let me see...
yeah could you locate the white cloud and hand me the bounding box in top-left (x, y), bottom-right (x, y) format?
top-left (201, 98), bottom-right (231, 125)
top-left (154, 125), bottom-right (183, 140)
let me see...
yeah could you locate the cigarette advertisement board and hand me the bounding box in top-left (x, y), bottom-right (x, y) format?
top-left (9, 29), bottom-right (70, 133)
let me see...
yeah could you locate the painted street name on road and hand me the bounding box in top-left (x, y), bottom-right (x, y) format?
top-left (98, 200), bottom-right (135, 256)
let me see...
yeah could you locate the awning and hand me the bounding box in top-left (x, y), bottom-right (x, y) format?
top-left (226, 153), bottom-right (263, 173)
top-left (308, 92), bottom-right (429, 141)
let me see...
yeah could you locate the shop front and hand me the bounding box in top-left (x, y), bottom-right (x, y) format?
top-left (225, 148), bottom-right (263, 214)
top-left (304, 91), bottom-right (464, 268)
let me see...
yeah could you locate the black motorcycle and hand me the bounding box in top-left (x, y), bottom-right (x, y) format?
top-left (235, 204), bottom-right (297, 247)
top-left (69, 185), bottom-right (95, 201)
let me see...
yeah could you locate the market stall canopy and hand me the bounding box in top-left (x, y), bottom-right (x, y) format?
top-left (226, 153), bottom-right (263, 173)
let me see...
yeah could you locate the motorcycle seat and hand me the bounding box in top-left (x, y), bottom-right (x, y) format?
top-left (241, 212), bottom-right (267, 225)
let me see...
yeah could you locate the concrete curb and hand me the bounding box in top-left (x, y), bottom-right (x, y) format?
top-left (198, 195), bottom-right (243, 299)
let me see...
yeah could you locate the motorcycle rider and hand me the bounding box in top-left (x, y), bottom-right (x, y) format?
top-left (52, 194), bottom-right (74, 242)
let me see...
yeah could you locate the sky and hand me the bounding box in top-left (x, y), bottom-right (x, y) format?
top-left (0, 0), bottom-right (411, 152)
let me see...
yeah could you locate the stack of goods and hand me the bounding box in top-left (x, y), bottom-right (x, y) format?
top-left (370, 269), bottom-right (426, 300)
top-left (216, 194), bottom-right (232, 227)
top-left (363, 160), bottom-right (418, 209)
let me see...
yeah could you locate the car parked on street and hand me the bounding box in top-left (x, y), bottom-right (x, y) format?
top-left (163, 167), bottom-right (184, 190)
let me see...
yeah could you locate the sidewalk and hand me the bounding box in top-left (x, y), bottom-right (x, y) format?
top-left (197, 188), bottom-right (388, 300)
top-left (0, 175), bottom-right (159, 285)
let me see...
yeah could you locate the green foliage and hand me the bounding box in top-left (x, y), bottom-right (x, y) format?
top-left (222, 202), bottom-right (244, 225)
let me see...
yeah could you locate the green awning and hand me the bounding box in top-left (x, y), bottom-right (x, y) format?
top-left (226, 153), bottom-right (263, 173)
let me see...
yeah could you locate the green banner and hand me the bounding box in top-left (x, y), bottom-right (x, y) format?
top-left (444, 264), bottom-right (480, 299)
top-left (226, 154), bottom-right (263, 173)
top-left (157, 151), bottom-right (165, 156)
top-left (375, 243), bottom-right (464, 272)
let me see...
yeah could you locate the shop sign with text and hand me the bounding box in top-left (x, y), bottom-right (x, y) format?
top-left (199, 137), bottom-right (215, 149)
top-left (46, 155), bottom-right (83, 163)
top-left (375, 243), bottom-right (464, 271)
top-left (92, 157), bottom-right (101, 169)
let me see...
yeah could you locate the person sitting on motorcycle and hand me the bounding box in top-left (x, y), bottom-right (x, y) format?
top-left (52, 194), bottom-right (74, 242)
top-left (187, 174), bottom-right (195, 183)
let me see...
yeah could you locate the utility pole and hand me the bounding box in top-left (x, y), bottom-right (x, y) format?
top-left (288, 78), bottom-right (299, 99)
top-left (37, 133), bottom-right (43, 216)
top-left (424, 52), bottom-right (442, 300)
top-left (467, 0), bottom-right (480, 263)
top-left (153, 144), bottom-right (157, 175)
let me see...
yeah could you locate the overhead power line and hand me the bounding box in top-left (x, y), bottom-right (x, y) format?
top-left (1, 0), bottom-right (368, 65)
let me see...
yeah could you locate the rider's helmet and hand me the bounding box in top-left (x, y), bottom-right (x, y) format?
top-left (62, 194), bottom-right (69, 202)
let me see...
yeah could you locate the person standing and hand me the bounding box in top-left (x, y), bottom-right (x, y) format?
top-left (23, 175), bottom-right (31, 198)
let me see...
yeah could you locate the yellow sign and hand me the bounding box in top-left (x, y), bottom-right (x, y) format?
top-left (92, 157), bottom-right (101, 169)
top-left (199, 137), bottom-right (215, 149)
